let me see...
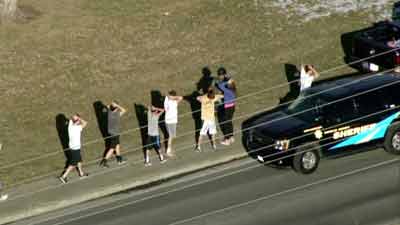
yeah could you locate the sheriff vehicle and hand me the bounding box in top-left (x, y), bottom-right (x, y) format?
top-left (242, 72), bottom-right (400, 174)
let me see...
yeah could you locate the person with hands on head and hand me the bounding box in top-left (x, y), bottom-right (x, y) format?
top-left (299, 64), bottom-right (319, 92)
top-left (164, 90), bottom-right (183, 157)
top-left (59, 114), bottom-right (88, 184)
top-left (216, 67), bottom-right (237, 146)
top-left (196, 88), bottom-right (223, 152)
top-left (144, 105), bottom-right (167, 166)
top-left (100, 101), bottom-right (127, 168)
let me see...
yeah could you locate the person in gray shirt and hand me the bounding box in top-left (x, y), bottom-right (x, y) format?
top-left (145, 105), bottom-right (167, 166)
top-left (100, 101), bottom-right (127, 168)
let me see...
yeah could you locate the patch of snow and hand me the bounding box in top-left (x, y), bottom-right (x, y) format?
top-left (261, 0), bottom-right (396, 22)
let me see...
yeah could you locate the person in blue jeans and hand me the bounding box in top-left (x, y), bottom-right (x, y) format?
top-left (216, 67), bottom-right (237, 146)
top-left (145, 105), bottom-right (167, 166)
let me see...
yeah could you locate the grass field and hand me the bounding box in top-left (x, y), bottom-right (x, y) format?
top-left (0, 0), bottom-right (395, 187)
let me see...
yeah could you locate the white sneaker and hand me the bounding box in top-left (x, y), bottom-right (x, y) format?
top-left (195, 146), bottom-right (202, 152)
top-left (220, 140), bottom-right (230, 146)
top-left (0, 194), bottom-right (8, 201)
top-left (229, 137), bottom-right (235, 144)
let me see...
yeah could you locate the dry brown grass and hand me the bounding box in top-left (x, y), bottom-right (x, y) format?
top-left (0, 0), bottom-right (379, 186)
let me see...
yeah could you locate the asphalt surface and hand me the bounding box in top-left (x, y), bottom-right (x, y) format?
top-left (10, 149), bottom-right (400, 225)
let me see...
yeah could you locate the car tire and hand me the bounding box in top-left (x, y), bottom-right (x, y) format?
top-left (292, 144), bottom-right (320, 174)
top-left (383, 123), bottom-right (400, 155)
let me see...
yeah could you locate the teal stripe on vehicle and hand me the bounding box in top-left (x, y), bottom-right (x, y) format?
top-left (330, 112), bottom-right (400, 150)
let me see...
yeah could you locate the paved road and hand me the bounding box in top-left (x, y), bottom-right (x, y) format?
top-left (11, 149), bottom-right (400, 225)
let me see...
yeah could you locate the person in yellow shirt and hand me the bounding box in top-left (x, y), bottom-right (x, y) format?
top-left (196, 89), bottom-right (223, 151)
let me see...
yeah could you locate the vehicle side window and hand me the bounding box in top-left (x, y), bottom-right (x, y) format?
top-left (382, 84), bottom-right (400, 106)
top-left (321, 99), bottom-right (358, 126)
top-left (354, 90), bottom-right (386, 115)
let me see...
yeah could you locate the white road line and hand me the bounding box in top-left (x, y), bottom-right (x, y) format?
top-left (166, 158), bottom-right (400, 225)
top-left (41, 158), bottom-right (398, 225)
top-left (25, 158), bottom-right (256, 225)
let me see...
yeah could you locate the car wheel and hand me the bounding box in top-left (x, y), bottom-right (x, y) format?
top-left (292, 144), bottom-right (320, 174)
top-left (383, 123), bottom-right (400, 155)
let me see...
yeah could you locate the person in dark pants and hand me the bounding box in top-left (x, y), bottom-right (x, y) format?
top-left (100, 101), bottom-right (127, 168)
top-left (59, 114), bottom-right (88, 184)
top-left (216, 67), bottom-right (237, 146)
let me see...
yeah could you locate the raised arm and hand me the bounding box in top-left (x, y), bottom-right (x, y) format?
top-left (151, 105), bottom-right (165, 112)
top-left (309, 66), bottom-right (320, 78)
top-left (79, 118), bottom-right (88, 129)
top-left (114, 102), bottom-right (127, 116)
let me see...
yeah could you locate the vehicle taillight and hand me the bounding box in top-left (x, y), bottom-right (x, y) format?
top-left (395, 52), bottom-right (400, 65)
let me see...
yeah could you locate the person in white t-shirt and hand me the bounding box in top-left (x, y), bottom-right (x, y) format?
top-left (299, 64), bottom-right (319, 92)
top-left (59, 114), bottom-right (88, 184)
top-left (164, 90), bottom-right (183, 157)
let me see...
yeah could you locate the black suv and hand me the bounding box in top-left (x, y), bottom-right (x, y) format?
top-left (342, 20), bottom-right (400, 71)
top-left (242, 73), bottom-right (400, 174)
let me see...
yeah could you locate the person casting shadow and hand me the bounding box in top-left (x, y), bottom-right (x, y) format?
top-left (279, 63), bottom-right (300, 104)
top-left (56, 113), bottom-right (70, 170)
top-left (151, 90), bottom-right (169, 150)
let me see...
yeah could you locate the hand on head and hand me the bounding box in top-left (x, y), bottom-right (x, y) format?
top-left (72, 114), bottom-right (81, 124)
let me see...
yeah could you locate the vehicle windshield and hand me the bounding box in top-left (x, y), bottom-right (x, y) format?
top-left (285, 92), bottom-right (327, 122)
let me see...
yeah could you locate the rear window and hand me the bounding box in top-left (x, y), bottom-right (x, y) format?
top-left (364, 24), bottom-right (400, 42)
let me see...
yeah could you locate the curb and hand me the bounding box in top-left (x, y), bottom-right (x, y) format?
top-left (0, 152), bottom-right (248, 225)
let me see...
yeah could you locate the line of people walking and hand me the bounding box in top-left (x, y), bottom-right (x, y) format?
top-left (57, 67), bottom-right (237, 184)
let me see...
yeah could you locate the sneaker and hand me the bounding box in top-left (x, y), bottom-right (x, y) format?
top-left (144, 162), bottom-right (152, 167)
top-left (100, 159), bottom-right (110, 168)
top-left (229, 137), bottom-right (235, 144)
top-left (160, 158), bottom-right (167, 164)
top-left (195, 146), bottom-right (202, 152)
top-left (0, 194), bottom-right (8, 201)
top-left (212, 144), bottom-right (217, 150)
top-left (79, 173), bottom-right (89, 179)
top-left (166, 151), bottom-right (175, 157)
top-left (58, 176), bottom-right (68, 184)
top-left (117, 157), bottom-right (127, 165)
top-left (220, 140), bottom-right (230, 146)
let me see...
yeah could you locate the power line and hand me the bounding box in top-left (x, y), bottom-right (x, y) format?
top-left (6, 74), bottom-right (400, 190)
top-left (0, 68), bottom-right (389, 171)
top-left (12, 44), bottom-right (399, 165)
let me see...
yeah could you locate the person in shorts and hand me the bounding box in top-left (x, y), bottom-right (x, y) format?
top-left (59, 114), bottom-right (88, 184)
top-left (196, 88), bottom-right (223, 151)
top-left (144, 105), bottom-right (167, 166)
top-left (164, 90), bottom-right (183, 157)
top-left (100, 101), bottom-right (127, 168)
